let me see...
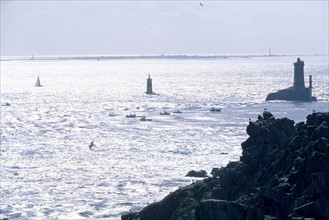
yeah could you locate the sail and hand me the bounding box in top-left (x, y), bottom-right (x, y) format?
top-left (35, 76), bottom-right (42, 87)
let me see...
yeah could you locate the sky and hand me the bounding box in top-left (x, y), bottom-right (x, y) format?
top-left (0, 0), bottom-right (328, 56)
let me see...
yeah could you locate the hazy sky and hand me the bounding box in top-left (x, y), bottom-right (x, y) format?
top-left (1, 1), bottom-right (328, 56)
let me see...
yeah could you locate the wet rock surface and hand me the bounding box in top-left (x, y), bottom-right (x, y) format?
top-left (122, 112), bottom-right (329, 220)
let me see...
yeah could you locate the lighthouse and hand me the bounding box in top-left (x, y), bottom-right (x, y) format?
top-left (293, 58), bottom-right (305, 88)
top-left (265, 58), bottom-right (316, 102)
top-left (146, 74), bottom-right (154, 95)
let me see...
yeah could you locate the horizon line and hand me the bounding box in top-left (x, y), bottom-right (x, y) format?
top-left (1, 53), bottom-right (327, 61)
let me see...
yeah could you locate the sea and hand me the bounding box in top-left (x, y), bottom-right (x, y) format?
top-left (1, 55), bottom-right (328, 219)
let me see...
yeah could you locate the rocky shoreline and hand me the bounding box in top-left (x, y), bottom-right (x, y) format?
top-left (122, 111), bottom-right (329, 220)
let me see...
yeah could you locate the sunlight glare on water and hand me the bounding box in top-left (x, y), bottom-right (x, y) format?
top-left (1, 56), bottom-right (328, 219)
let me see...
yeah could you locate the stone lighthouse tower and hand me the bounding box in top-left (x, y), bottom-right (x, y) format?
top-left (293, 58), bottom-right (305, 88)
top-left (146, 74), bottom-right (154, 95)
top-left (265, 58), bottom-right (316, 102)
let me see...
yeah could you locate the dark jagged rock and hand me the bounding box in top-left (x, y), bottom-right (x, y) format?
top-left (294, 197), bottom-right (329, 218)
top-left (210, 167), bottom-right (223, 177)
top-left (263, 111), bottom-right (274, 120)
top-left (122, 177), bottom-right (219, 220)
top-left (186, 170), bottom-right (208, 178)
top-left (121, 112), bottom-right (329, 220)
top-left (196, 199), bottom-right (263, 220)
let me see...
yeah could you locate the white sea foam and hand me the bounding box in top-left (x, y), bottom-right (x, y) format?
top-left (1, 56), bottom-right (328, 219)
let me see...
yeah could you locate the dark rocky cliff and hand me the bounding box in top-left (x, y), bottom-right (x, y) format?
top-left (122, 111), bottom-right (329, 220)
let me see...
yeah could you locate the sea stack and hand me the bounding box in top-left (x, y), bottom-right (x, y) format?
top-left (266, 58), bottom-right (316, 101)
top-left (146, 74), bottom-right (155, 95)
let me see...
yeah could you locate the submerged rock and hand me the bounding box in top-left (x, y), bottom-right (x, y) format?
top-left (121, 111), bottom-right (329, 220)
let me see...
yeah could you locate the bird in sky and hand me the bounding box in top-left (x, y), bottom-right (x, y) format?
top-left (89, 141), bottom-right (94, 150)
top-left (200, 2), bottom-right (203, 7)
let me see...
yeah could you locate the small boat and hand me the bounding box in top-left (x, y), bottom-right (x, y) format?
top-left (35, 75), bottom-right (43, 87)
top-left (173, 110), bottom-right (182, 114)
top-left (160, 111), bottom-right (170, 115)
top-left (140, 116), bottom-right (152, 121)
top-left (210, 107), bottom-right (221, 112)
top-left (126, 114), bottom-right (137, 118)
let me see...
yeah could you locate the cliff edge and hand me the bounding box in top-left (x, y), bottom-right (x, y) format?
top-left (122, 111), bottom-right (329, 220)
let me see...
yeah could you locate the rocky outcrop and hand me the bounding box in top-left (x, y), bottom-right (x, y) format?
top-left (186, 170), bottom-right (209, 178)
top-left (196, 200), bottom-right (263, 220)
top-left (265, 87), bottom-right (316, 102)
top-left (122, 112), bottom-right (329, 220)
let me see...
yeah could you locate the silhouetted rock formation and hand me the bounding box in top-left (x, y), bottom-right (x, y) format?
top-left (266, 58), bottom-right (316, 102)
top-left (122, 111), bottom-right (329, 220)
top-left (186, 170), bottom-right (209, 178)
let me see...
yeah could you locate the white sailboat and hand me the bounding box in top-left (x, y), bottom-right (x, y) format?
top-left (35, 75), bottom-right (43, 87)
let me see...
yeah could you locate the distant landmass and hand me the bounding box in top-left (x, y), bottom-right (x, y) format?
top-left (0, 54), bottom-right (326, 61)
